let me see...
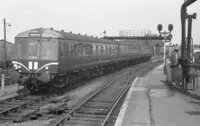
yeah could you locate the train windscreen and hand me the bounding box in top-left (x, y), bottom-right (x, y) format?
top-left (28, 42), bottom-right (39, 59)
top-left (14, 38), bottom-right (58, 60)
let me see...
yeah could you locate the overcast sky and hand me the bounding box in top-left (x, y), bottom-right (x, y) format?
top-left (0, 0), bottom-right (199, 44)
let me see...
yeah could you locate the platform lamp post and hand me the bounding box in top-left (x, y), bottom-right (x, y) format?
top-left (157, 24), bottom-right (173, 74)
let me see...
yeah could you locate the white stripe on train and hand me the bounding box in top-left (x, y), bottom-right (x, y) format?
top-left (36, 62), bottom-right (58, 73)
top-left (12, 61), bottom-right (31, 73)
top-left (12, 61), bottom-right (58, 73)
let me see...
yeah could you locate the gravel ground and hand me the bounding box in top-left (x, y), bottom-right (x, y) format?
top-left (66, 77), bottom-right (109, 108)
top-left (0, 83), bottom-right (19, 94)
top-left (0, 84), bottom-right (21, 101)
top-left (1, 76), bottom-right (109, 126)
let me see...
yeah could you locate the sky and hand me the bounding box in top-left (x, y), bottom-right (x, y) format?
top-left (0, 0), bottom-right (199, 44)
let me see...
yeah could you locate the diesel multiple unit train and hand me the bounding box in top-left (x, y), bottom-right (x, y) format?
top-left (12, 28), bottom-right (153, 92)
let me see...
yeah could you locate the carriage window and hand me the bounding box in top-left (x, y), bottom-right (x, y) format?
top-left (85, 44), bottom-right (92, 56)
top-left (86, 45), bottom-right (89, 56)
top-left (80, 44), bottom-right (84, 56)
top-left (48, 43), bottom-right (57, 60)
top-left (89, 45), bottom-right (93, 56)
top-left (105, 45), bottom-right (107, 55)
top-left (82, 45), bottom-right (86, 56)
top-left (109, 46), bottom-right (112, 55)
top-left (92, 45), bottom-right (96, 56)
top-left (68, 43), bottom-right (71, 55)
top-left (40, 43), bottom-right (49, 59)
top-left (100, 46), bottom-right (104, 56)
top-left (69, 43), bottom-right (75, 56)
top-left (77, 44), bottom-right (82, 56)
top-left (74, 44), bottom-right (77, 56)
top-left (96, 46), bottom-right (98, 56)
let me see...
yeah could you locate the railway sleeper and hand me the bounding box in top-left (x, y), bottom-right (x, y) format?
top-left (12, 109), bottom-right (38, 123)
top-left (74, 113), bottom-right (105, 119)
top-left (77, 107), bottom-right (109, 115)
top-left (0, 103), bottom-right (27, 115)
top-left (71, 115), bottom-right (105, 121)
top-left (65, 118), bottom-right (103, 126)
top-left (83, 101), bottom-right (113, 108)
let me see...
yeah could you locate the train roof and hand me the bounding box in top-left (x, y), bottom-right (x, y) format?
top-left (15, 28), bottom-right (116, 44)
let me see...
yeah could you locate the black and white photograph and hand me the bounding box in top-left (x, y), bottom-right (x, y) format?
top-left (0, 0), bottom-right (200, 126)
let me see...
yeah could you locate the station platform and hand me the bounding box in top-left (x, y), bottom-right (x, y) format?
top-left (115, 64), bottom-right (200, 126)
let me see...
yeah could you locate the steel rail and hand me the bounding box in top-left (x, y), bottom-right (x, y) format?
top-left (101, 69), bottom-right (146, 126)
top-left (102, 60), bottom-right (162, 125)
top-left (101, 75), bottom-right (135, 125)
top-left (53, 60), bottom-right (162, 126)
top-left (53, 72), bottom-right (129, 126)
top-left (0, 94), bottom-right (47, 122)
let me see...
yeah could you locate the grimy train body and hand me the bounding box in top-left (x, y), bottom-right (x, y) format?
top-left (12, 28), bottom-right (153, 92)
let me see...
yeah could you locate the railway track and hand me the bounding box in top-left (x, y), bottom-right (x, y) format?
top-left (0, 67), bottom-right (124, 125)
top-left (0, 58), bottom-right (162, 125)
top-left (0, 65), bottom-right (124, 125)
top-left (0, 92), bottom-right (53, 124)
top-left (46, 60), bottom-right (162, 126)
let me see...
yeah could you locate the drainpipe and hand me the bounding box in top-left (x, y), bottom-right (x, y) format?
top-left (180, 0), bottom-right (197, 60)
top-left (187, 13), bottom-right (197, 61)
top-left (180, 0), bottom-right (197, 89)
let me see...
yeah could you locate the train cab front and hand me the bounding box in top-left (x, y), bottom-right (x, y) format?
top-left (13, 60), bottom-right (59, 92)
top-left (13, 32), bottom-right (59, 92)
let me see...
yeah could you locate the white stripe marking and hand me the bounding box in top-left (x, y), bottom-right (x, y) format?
top-left (36, 62), bottom-right (58, 73)
top-left (114, 77), bottom-right (140, 126)
top-left (12, 61), bottom-right (31, 73)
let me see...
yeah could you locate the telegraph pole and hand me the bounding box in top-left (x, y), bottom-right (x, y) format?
top-left (1, 18), bottom-right (6, 94)
top-left (3, 18), bottom-right (6, 70)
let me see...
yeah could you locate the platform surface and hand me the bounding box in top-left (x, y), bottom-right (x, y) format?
top-left (115, 64), bottom-right (200, 126)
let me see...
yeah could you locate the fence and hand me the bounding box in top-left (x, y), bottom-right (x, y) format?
top-left (0, 70), bottom-right (18, 94)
